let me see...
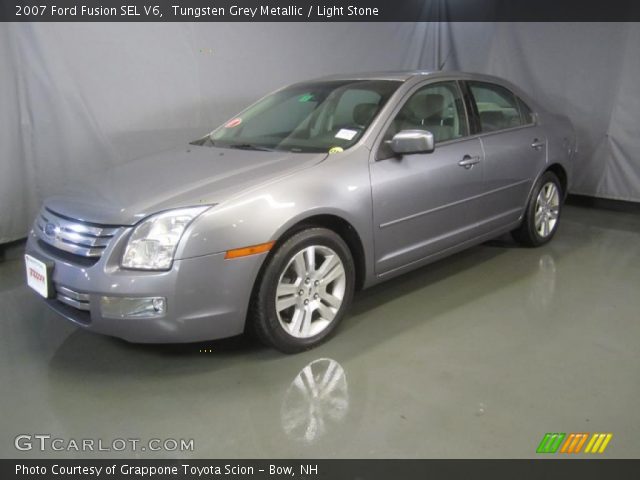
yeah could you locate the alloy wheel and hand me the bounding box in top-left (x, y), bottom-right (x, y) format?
top-left (275, 245), bottom-right (346, 338)
top-left (534, 182), bottom-right (560, 238)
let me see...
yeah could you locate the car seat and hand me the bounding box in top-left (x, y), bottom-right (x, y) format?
top-left (402, 93), bottom-right (454, 142)
top-left (352, 103), bottom-right (379, 127)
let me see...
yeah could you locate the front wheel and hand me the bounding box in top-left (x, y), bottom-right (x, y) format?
top-left (512, 171), bottom-right (563, 247)
top-left (249, 228), bottom-right (355, 353)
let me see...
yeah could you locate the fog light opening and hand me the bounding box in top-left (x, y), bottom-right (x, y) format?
top-left (100, 296), bottom-right (167, 319)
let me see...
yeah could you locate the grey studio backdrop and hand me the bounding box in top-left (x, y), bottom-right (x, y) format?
top-left (1, 22), bottom-right (639, 244)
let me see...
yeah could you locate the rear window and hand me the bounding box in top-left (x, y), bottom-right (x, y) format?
top-left (469, 81), bottom-right (525, 132)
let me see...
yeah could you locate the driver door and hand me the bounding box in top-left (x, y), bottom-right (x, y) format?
top-left (370, 80), bottom-right (485, 275)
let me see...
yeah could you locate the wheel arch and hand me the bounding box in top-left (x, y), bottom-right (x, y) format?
top-left (546, 163), bottom-right (568, 198)
top-left (271, 213), bottom-right (367, 291)
top-left (244, 212), bottom-right (368, 341)
top-left (518, 163), bottom-right (569, 228)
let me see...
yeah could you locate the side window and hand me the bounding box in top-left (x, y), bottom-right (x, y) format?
top-left (516, 96), bottom-right (534, 125)
top-left (469, 82), bottom-right (523, 132)
top-left (379, 81), bottom-right (468, 158)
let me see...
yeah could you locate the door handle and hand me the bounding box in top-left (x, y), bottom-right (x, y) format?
top-left (531, 139), bottom-right (545, 150)
top-left (458, 155), bottom-right (480, 169)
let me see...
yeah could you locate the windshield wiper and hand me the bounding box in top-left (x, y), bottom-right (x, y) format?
top-left (226, 143), bottom-right (275, 152)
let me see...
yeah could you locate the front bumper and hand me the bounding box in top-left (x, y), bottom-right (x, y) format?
top-left (25, 229), bottom-right (266, 343)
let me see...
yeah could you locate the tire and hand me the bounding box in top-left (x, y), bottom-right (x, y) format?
top-left (512, 171), bottom-right (563, 247)
top-left (249, 227), bottom-right (355, 353)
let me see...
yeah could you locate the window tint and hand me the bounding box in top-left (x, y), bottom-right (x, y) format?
top-left (469, 82), bottom-right (524, 132)
top-left (380, 81), bottom-right (468, 157)
top-left (516, 96), bottom-right (534, 125)
top-left (206, 80), bottom-right (399, 153)
top-left (332, 88), bottom-right (384, 127)
top-left (240, 95), bottom-right (318, 138)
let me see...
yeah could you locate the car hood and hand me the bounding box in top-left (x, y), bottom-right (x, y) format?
top-left (45, 145), bottom-right (326, 225)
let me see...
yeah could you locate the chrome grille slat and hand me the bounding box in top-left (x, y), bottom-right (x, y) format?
top-left (35, 208), bottom-right (121, 259)
top-left (59, 227), bottom-right (115, 239)
top-left (42, 210), bottom-right (120, 237)
top-left (56, 285), bottom-right (90, 311)
top-left (37, 223), bottom-right (110, 249)
top-left (57, 294), bottom-right (90, 311)
top-left (57, 285), bottom-right (90, 302)
top-left (59, 232), bottom-right (111, 248)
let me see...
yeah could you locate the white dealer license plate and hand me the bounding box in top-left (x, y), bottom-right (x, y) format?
top-left (25, 254), bottom-right (51, 298)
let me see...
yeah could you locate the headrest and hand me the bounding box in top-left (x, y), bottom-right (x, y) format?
top-left (480, 110), bottom-right (505, 128)
top-left (353, 103), bottom-right (379, 126)
top-left (408, 93), bottom-right (444, 120)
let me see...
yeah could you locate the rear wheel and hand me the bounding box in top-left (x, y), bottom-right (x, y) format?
top-left (512, 171), bottom-right (563, 247)
top-left (249, 228), bottom-right (355, 353)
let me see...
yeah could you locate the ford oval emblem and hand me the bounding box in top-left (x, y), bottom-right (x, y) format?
top-left (44, 222), bottom-right (57, 238)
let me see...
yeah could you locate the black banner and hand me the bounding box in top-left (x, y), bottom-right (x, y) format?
top-left (4, 459), bottom-right (640, 479)
top-left (3, 0), bottom-right (640, 22)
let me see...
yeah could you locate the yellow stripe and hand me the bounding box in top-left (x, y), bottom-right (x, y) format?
top-left (584, 434), bottom-right (598, 453)
top-left (598, 434), bottom-right (613, 453)
top-left (590, 434), bottom-right (606, 453)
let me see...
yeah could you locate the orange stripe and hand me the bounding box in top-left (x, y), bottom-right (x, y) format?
top-left (567, 434), bottom-right (580, 453)
top-left (573, 433), bottom-right (589, 453)
top-left (560, 434), bottom-right (575, 453)
top-left (225, 241), bottom-right (275, 259)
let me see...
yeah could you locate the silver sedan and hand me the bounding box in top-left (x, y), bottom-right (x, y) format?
top-left (25, 71), bottom-right (575, 352)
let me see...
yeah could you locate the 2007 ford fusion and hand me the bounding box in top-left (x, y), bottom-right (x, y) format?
top-left (25, 71), bottom-right (575, 353)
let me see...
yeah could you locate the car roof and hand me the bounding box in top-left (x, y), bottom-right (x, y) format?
top-left (303, 70), bottom-right (534, 105)
top-left (316, 71), bottom-right (431, 81)
top-left (283, 71), bottom-right (538, 113)
top-left (312, 70), bottom-right (512, 84)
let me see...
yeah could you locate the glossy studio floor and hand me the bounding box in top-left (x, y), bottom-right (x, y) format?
top-left (1, 205), bottom-right (638, 459)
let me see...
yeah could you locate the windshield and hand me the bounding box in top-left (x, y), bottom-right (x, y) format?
top-left (194, 80), bottom-right (401, 153)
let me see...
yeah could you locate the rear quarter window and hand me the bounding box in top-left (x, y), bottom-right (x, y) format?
top-left (516, 96), bottom-right (534, 125)
top-left (469, 82), bottom-right (524, 132)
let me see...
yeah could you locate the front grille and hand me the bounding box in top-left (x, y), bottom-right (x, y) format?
top-left (35, 208), bottom-right (121, 259)
top-left (37, 239), bottom-right (99, 267)
top-left (56, 285), bottom-right (90, 311)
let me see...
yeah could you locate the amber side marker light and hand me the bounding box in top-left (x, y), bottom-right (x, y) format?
top-left (225, 241), bottom-right (275, 259)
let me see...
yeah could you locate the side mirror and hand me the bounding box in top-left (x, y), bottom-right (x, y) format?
top-left (389, 130), bottom-right (435, 155)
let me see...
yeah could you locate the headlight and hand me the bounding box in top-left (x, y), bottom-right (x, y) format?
top-left (121, 206), bottom-right (210, 270)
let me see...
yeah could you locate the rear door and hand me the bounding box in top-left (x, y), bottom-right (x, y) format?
top-left (465, 81), bottom-right (546, 232)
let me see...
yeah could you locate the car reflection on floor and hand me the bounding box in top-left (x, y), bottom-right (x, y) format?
top-left (281, 358), bottom-right (349, 443)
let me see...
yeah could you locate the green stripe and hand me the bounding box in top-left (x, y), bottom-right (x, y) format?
top-left (536, 433), bottom-right (553, 453)
top-left (537, 433), bottom-right (566, 453)
top-left (550, 433), bottom-right (566, 453)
